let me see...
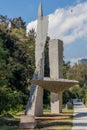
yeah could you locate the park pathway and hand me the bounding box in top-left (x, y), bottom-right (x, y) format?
top-left (72, 99), bottom-right (87, 130)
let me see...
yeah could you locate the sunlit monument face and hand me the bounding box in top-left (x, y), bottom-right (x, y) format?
top-left (35, 2), bottom-right (48, 80)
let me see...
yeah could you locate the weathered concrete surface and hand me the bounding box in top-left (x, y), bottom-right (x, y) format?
top-left (32, 78), bottom-right (78, 93)
top-left (51, 92), bottom-right (62, 113)
top-left (72, 100), bottom-right (87, 130)
top-left (25, 2), bottom-right (48, 116)
top-left (20, 116), bottom-right (36, 129)
top-left (26, 84), bottom-right (43, 116)
top-left (49, 39), bottom-right (63, 114)
top-left (49, 39), bottom-right (63, 79)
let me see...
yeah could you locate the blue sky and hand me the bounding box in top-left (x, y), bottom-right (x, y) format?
top-left (0, 0), bottom-right (87, 64)
top-left (0, 0), bottom-right (86, 23)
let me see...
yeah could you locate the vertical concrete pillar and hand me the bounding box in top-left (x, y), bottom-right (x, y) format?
top-left (51, 92), bottom-right (62, 113)
top-left (25, 84), bottom-right (43, 116)
top-left (49, 39), bottom-right (63, 114)
top-left (25, 2), bottom-right (48, 116)
top-left (51, 93), bottom-right (60, 113)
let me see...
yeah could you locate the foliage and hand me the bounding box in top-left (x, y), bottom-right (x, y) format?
top-left (67, 63), bottom-right (87, 87)
top-left (10, 17), bottom-right (26, 29)
top-left (0, 38), bottom-right (9, 86)
top-left (63, 62), bottom-right (87, 104)
top-left (0, 15), bottom-right (35, 113)
top-left (0, 86), bottom-right (24, 113)
top-left (63, 61), bottom-right (71, 78)
top-left (43, 90), bottom-right (50, 109)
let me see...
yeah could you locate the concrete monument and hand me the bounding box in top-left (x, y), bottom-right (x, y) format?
top-left (25, 1), bottom-right (48, 116)
top-left (25, 2), bottom-right (78, 116)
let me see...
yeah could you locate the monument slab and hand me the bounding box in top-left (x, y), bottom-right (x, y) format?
top-left (20, 116), bottom-right (36, 129)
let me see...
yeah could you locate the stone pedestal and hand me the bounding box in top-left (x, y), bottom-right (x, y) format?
top-left (49, 39), bottom-right (63, 114)
top-left (66, 102), bottom-right (73, 109)
top-left (20, 116), bottom-right (36, 129)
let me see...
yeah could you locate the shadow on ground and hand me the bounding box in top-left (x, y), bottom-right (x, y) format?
top-left (0, 112), bottom-right (73, 130)
top-left (74, 113), bottom-right (87, 118)
top-left (0, 113), bottom-right (19, 130)
top-left (36, 112), bottom-right (73, 129)
top-left (73, 123), bottom-right (87, 127)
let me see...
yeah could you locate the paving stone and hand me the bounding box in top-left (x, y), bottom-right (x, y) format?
top-left (72, 100), bottom-right (87, 130)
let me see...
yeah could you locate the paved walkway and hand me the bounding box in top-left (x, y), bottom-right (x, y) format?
top-left (72, 99), bottom-right (87, 130)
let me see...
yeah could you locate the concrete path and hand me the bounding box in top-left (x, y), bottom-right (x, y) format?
top-left (72, 99), bottom-right (87, 130)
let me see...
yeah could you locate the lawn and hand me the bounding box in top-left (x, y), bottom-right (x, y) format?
top-left (0, 114), bottom-right (19, 130)
top-left (0, 108), bottom-right (73, 130)
top-left (35, 109), bottom-right (73, 130)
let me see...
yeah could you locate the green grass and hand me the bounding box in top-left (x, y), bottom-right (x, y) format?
top-left (0, 114), bottom-right (19, 130)
top-left (0, 126), bottom-right (19, 130)
top-left (36, 108), bottom-right (73, 130)
top-left (0, 107), bottom-right (73, 130)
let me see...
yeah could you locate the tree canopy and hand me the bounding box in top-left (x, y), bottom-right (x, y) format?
top-left (0, 15), bottom-right (35, 113)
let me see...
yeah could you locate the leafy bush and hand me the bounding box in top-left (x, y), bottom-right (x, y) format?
top-left (0, 86), bottom-right (25, 114)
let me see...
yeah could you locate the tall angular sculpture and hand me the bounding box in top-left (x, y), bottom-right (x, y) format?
top-left (25, 2), bottom-right (48, 116)
top-left (25, 2), bottom-right (78, 117)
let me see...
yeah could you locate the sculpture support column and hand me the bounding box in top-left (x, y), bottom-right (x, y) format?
top-left (51, 93), bottom-right (59, 113)
top-left (49, 39), bottom-right (63, 114)
top-left (51, 92), bottom-right (62, 113)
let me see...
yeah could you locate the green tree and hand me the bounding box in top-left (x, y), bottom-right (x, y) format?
top-left (67, 63), bottom-right (87, 87)
top-left (0, 38), bottom-right (9, 86)
top-left (0, 15), bottom-right (35, 113)
top-left (65, 62), bottom-right (87, 104)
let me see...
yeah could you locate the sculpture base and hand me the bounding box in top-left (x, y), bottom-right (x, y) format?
top-left (20, 115), bottom-right (36, 129)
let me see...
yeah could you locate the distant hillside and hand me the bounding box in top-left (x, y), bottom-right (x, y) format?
top-left (78, 58), bottom-right (87, 64)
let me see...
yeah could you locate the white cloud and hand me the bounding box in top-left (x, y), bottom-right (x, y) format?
top-left (66, 56), bottom-right (87, 66)
top-left (68, 58), bottom-right (79, 66)
top-left (27, 2), bottom-right (87, 44)
top-left (27, 20), bottom-right (37, 34)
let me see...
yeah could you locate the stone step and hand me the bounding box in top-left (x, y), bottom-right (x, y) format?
top-left (20, 115), bottom-right (36, 129)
